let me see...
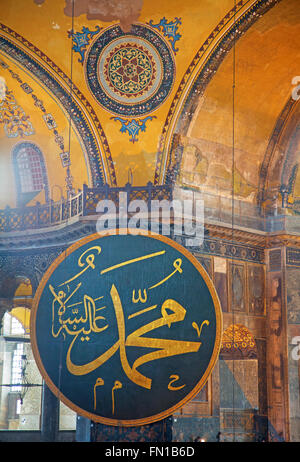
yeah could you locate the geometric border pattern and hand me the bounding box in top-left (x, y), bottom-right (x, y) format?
top-left (178, 236), bottom-right (265, 264)
top-left (192, 238), bottom-right (265, 264)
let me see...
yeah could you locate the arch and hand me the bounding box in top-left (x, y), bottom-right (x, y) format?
top-left (12, 278), bottom-right (32, 334)
top-left (0, 273), bottom-right (35, 329)
top-left (154, 0), bottom-right (283, 185)
top-left (2, 311), bottom-right (26, 336)
top-left (220, 324), bottom-right (258, 359)
top-left (0, 24), bottom-right (116, 186)
top-left (12, 142), bottom-right (49, 206)
top-left (257, 97), bottom-right (300, 212)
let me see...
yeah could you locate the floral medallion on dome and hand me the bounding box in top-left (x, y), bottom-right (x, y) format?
top-left (103, 43), bottom-right (157, 99)
top-left (85, 24), bottom-right (175, 117)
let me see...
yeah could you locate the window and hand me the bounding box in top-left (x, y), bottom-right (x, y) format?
top-left (2, 315), bottom-right (26, 392)
top-left (11, 316), bottom-right (26, 336)
top-left (11, 343), bottom-right (24, 392)
top-left (17, 147), bottom-right (44, 193)
top-left (0, 312), bottom-right (42, 430)
top-left (12, 142), bottom-right (49, 206)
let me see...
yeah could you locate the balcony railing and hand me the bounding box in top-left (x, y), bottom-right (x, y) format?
top-left (0, 182), bottom-right (299, 235)
top-left (0, 183), bottom-right (172, 233)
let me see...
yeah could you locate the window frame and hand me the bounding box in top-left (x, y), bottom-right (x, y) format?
top-left (12, 142), bottom-right (49, 207)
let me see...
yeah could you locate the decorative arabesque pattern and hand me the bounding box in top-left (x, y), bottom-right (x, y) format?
top-left (70, 19), bottom-right (180, 144)
top-left (85, 24), bottom-right (175, 117)
top-left (0, 26), bottom-right (116, 186)
top-left (105, 44), bottom-right (156, 97)
top-left (0, 88), bottom-right (34, 138)
top-left (68, 26), bottom-right (101, 64)
top-left (111, 116), bottom-right (156, 143)
top-left (148, 17), bottom-right (182, 54)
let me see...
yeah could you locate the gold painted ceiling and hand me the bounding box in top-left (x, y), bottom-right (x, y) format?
top-left (0, 0), bottom-right (299, 212)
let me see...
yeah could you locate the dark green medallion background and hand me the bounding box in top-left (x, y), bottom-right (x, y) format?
top-left (31, 231), bottom-right (222, 426)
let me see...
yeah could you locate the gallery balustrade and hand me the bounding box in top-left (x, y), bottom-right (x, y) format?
top-left (0, 182), bottom-right (299, 235)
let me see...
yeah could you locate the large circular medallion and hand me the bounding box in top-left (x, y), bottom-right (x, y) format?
top-left (85, 24), bottom-right (175, 116)
top-left (31, 230), bottom-right (222, 426)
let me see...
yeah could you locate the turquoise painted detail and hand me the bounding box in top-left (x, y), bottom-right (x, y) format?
top-left (148, 17), bottom-right (182, 54)
top-left (112, 116), bottom-right (156, 143)
top-left (68, 26), bottom-right (101, 64)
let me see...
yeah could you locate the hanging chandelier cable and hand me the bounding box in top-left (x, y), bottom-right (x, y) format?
top-left (56, 0), bottom-right (76, 416)
top-left (231, 0), bottom-right (237, 443)
top-left (66, 0), bottom-right (75, 198)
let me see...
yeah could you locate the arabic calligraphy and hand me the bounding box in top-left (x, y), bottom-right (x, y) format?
top-left (112, 380), bottom-right (122, 415)
top-left (59, 246), bottom-right (102, 286)
top-left (148, 258), bottom-right (183, 290)
top-left (50, 284), bottom-right (108, 340)
top-left (32, 231), bottom-right (222, 425)
top-left (132, 289), bottom-right (148, 304)
top-left (51, 246), bottom-right (206, 400)
top-left (94, 377), bottom-right (104, 410)
top-left (192, 320), bottom-right (210, 338)
top-left (168, 374), bottom-right (186, 391)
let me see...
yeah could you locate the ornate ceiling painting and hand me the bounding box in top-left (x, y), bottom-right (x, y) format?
top-left (0, 23), bottom-right (116, 195)
top-left (0, 0), bottom-right (299, 213)
top-left (75, 14), bottom-right (180, 183)
top-left (154, 0), bottom-right (300, 211)
top-left (84, 24), bottom-right (175, 117)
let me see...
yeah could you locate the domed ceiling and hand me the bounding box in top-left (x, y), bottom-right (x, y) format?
top-left (0, 0), bottom-right (299, 213)
top-left (176, 0), bottom-right (300, 209)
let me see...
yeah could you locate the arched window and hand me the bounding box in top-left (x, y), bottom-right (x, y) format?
top-left (12, 142), bottom-right (49, 206)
